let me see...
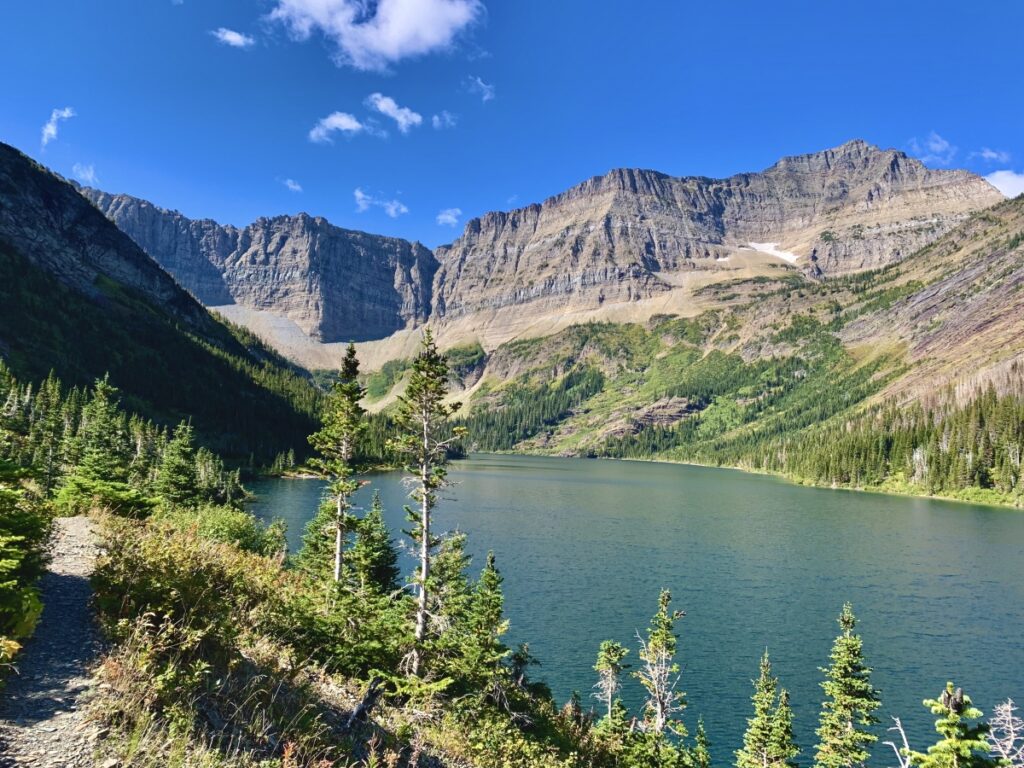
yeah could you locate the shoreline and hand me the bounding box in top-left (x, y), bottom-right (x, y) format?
top-left (252, 452), bottom-right (1022, 512)
top-left (473, 450), bottom-right (1024, 512)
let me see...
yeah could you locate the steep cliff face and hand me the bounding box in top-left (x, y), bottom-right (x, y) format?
top-left (80, 189), bottom-right (438, 343)
top-left (431, 140), bottom-right (1002, 321)
top-left (77, 140), bottom-right (1002, 364)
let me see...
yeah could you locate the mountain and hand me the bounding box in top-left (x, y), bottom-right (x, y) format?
top-left (81, 140), bottom-right (1001, 365)
top-left (0, 142), bottom-right (318, 457)
top-left (79, 189), bottom-right (438, 346)
top-left (445, 194), bottom-right (1024, 503)
top-left (430, 140), bottom-right (1001, 343)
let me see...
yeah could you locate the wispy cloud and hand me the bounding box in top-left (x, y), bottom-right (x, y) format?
top-left (41, 106), bottom-right (75, 149)
top-left (269, 0), bottom-right (481, 72)
top-left (309, 111), bottom-right (365, 143)
top-left (436, 207), bottom-right (462, 226)
top-left (366, 93), bottom-right (422, 133)
top-left (354, 188), bottom-right (408, 217)
top-left (465, 75), bottom-right (495, 102)
top-left (908, 131), bottom-right (957, 166)
top-left (432, 111), bottom-right (457, 129)
top-left (969, 147), bottom-right (1011, 164)
top-left (985, 170), bottom-right (1024, 198)
top-left (211, 27), bottom-right (255, 48)
top-left (72, 163), bottom-right (98, 185)
top-left (282, 178), bottom-right (303, 192)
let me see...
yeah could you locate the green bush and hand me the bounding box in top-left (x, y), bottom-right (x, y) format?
top-left (153, 504), bottom-right (286, 557)
top-left (0, 483), bottom-right (51, 672)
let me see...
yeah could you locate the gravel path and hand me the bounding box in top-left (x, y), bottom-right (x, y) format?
top-left (0, 517), bottom-right (102, 767)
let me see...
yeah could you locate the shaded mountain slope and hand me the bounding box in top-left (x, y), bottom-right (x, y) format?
top-left (0, 142), bottom-right (318, 457)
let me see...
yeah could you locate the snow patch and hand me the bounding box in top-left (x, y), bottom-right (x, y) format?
top-left (746, 242), bottom-right (800, 264)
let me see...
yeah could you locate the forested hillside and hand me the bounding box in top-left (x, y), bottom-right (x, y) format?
top-left (0, 143), bottom-right (319, 459)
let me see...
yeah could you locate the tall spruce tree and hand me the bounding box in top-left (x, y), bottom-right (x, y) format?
top-left (814, 603), bottom-right (880, 768)
top-left (307, 343), bottom-right (366, 583)
top-left (349, 490), bottom-right (400, 594)
top-left (906, 683), bottom-right (998, 768)
top-left (388, 329), bottom-right (465, 676)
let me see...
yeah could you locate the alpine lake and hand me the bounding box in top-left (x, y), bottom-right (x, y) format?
top-left (248, 454), bottom-right (1024, 766)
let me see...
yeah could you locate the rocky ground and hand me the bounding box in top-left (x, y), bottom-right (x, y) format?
top-left (0, 517), bottom-right (103, 767)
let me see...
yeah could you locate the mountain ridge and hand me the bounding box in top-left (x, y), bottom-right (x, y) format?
top-left (79, 139), bottom-right (1003, 366)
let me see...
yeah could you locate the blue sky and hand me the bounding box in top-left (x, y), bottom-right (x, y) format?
top-left (2, 0), bottom-right (1023, 247)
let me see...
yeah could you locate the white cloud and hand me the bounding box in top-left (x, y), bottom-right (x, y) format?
top-left (466, 75), bottom-right (495, 102)
top-left (72, 163), bottom-right (98, 185)
top-left (436, 207), bottom-right (462, 226)
top-left (269, 0), bottom-right (481, 72)
top-left (366, 93), bottom-right (422, 133)
top-left (354, 187), bottom-right (408, 217)
top-left (41, 106), bottom-right (75, 149)
top-left (908, 131), bottom-right (957, 166)
top-left (383, 199), bottom-right (409, 218)
top-left (309, 111), bottom-right (365, 143)
top-left (283, 178), bottom-right (303, 192)
top-left (985, 170), bottom-right (1024, 198)
top-left (432, 110), bottom-right (457, 129)
top-left (969, 147), bottom-right (1011, 164)
top-left (211, 27), bottom-right (255, 48)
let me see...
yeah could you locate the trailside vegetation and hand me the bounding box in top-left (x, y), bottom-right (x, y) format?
top-left (2, 346), bottom-right (1018, 767)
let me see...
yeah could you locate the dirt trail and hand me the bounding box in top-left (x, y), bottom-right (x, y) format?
top-left (0, 516), bottom-right (102, 767)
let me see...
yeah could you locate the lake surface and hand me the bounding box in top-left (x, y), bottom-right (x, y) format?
top-left (248, 455), bottom-right (1024, 766)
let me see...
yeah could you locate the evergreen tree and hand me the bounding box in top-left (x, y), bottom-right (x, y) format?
top-left (906, 683), bottom-right (999, 768)
top-left (814, 603), bottom-right (881, 768)
top-left (54, 377), bottom-right (147, 516)
top-left (738, 650), bottom-right (782, 768)
top-left (76, 376), bottom-right (131, 483)
top-left (692, 717), bottom-right (713, 768)
top-left (388, 329), bottom-right (465, 676)
top-left (771, 689), bottom-right (800, 768)
top-left (349, 491), bottom-right (400, 594)
top-left (593, 639), bottom-right (630, 721)
top-left (634, 588), bottom-right (686, 736)
top-left (154, 420), bottom-right (198, 506)
top-left (307, 343), bottom-right (366, 583)
top-left (457, 551), bottom-right (510, 692)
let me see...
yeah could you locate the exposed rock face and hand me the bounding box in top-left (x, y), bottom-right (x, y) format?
top-left (80, 189), bottom-right (438, 343)
top-left (432, 140), bottom-right (1002, 321)
top-left (76, 140), bottom-right (1001, 364)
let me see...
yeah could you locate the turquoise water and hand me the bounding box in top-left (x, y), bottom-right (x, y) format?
top-left (248, 455), bottom-right (1024, 765)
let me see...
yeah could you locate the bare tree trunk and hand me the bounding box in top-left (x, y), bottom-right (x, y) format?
top-left (412, 452), bottom-right (429, 676)
top-left (333, 494), bottom-right (343, 582)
